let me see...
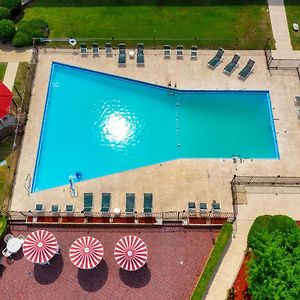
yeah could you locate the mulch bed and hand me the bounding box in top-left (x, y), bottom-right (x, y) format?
top-left (232, 253), bottom-right (251, 300)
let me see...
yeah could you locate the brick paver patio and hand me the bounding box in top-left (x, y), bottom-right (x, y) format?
top-left (0, 225), bottom-right (218, 300)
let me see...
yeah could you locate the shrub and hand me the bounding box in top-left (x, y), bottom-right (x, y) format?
top-left (248, 215), bottom-right (300, 299)
top-left (0, 19), bottom-right (15, 42)
top-left (0, 6), bottom-right (10, 20)
top-left (191, 222), bottom-right (233, 299)
top-left (0, 0), bottom-right (21, 17)
top-left (13, 18), bottom-right (48, 47)
top-left (0, 216), bottom-right (8, 238)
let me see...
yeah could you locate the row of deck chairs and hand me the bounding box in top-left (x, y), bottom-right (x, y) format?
top-left (208, 48), bottom-right (255, 80)
top-left (83, 192), bottom-right (153, 214)
top-left (163, 45), bottom-right (198, 59)
top-left (80, 43), bottom-right (114, 56)
top-left (188, 201), bottom-right (221, 213)
top-left (34, 204), bottom-right (74, 213)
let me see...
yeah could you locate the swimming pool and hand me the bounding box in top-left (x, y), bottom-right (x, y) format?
top-left (32, 62), bottom-right (279, 192)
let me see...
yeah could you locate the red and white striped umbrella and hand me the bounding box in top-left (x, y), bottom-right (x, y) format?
top-left (22, 230), bottom-right (58, 264)
top-left (114, 235), bottom-right (148, 271)
top-left (69, 236), bottom-right (104, 269)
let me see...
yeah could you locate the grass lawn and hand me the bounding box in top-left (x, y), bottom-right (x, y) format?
top-left (0, 62), bottom-right (7, 81)
top-left (285, 0), bottom-right (300, 50)
top-left (14, 62), bottom-right (29, 106)
top-left (0, 137), bottom-right (14, 208)
top-left (22, 0), bottom-right (273, 49)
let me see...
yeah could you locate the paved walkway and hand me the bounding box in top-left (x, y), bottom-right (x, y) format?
top-left (3, 62), bottom-right (19, 90)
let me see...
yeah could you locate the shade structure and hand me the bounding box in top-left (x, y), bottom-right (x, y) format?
top-left (22, 230), bottom-right (58, 264)
top-left (114, 235), bottom-right (148, 271)
top-left (69, 236), bottom-right (104, 269)
top-left (0, 82), bottom-right (13, 119)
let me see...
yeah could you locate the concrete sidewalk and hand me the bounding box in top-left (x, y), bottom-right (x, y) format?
top-left (268, 0), bottom-right (294, 57)
top-left (3, 62), bottom-right (19, 90)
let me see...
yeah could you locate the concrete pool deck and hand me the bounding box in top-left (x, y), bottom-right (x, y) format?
top-left (10, 49), bottom-right (300, 214)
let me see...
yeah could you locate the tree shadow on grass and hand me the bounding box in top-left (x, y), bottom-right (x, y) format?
top-left (119, 264), bottom-right (151, 288)
top-left (34, 254), bottom-right (64, 285)
top-left (77, 259), bottom-right (108, 292)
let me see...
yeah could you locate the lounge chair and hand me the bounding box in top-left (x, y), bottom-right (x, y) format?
top-left (4, 234), bottom-right (13, 243)
top-left (144, 193), bottom-right (153, 214)
top-left (163, 45), bottom-right (171, 59)
top-left (101, 193), bottom-right (111, 213)
top-left (137, 43), bottom-right (144, 66)
top-left (80, 43), bottom-right (87, 56)
top-left (105, 43), bottom-right (112, 56)
top-left (297, 110), bottom-right (300, 120)
top-left (176, 45), bottom-right (184, 59)
top-left (92, 43), bottom-right (99, 56)
top-left (191, 45), bottom-right (198, 60)
top-left (65, 204), bottom-right (74, 213)
top-left (238, 59), bottom-right (255, 80)
top-left (51, 205), bottom-right (59, 213)
top-left (200, 203), bottom-right (208, 213)
top-left (125, 193), bottom-right (135, 214)
top-left (212, 200), bottom-right (221, 213)
top-left (188, 202), bottom-right (196, 213)
top-left (118, 43), bottom-right (126, 66)
top-left (83, 193), bottom-right (93, 212)
top-left (208, 48), bottom-right (224, 69)
top-left (223, 54), bottom-right (240, 75)
top-left (35, 204), bottom-right (44, 212)
top-left (294, 96), bottom-right (300, 106)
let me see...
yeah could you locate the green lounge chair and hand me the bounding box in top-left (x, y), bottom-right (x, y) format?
top-left (51, 205), bottom-right (59, 213)
top-left (137, 43), bottom-right (144, 66)
top-left (191, 46), bottom-right (198, 60)
top-left (83, 193), bottom-right (93, 212)
top-left (105, 43), bottom-right (112, 56)
top-left (65, 204), bottom-right (74, 213)
top-left (188, 202), bottom-right (196, 213)
top-left (208, 48), bottom-right (224, 69)
top-left (176, 45), bottom-right (184, 59)
top-left (118, 43), bottom-right (126, 66)
top-left (238, 59), bottom-right (255, 80)
top-left (35, 204), bottom-right (44, 212)
top-left (223, 54), bottom-right (240, 75)
top-left (144, 193), bottom-right (153, 214)
top-left (125, 193), bottom-right (135, 214)
top-left (92, 43), bottom-right (99, 56)
top-left (163, 45), bottom-right (171, 59)
top-left (212, 200), bottom-right (221, 212)
top-left (200, 202), bottom-right (208, 213)
top-left (101, 193), bottom-right (111, 213)
top-left (80, 43), bottom-right (87, 56)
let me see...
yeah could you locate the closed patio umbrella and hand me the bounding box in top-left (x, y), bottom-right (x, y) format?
top-left (114, 235), bottom-right (148, 271)
top-left (69, 236), bottom-right (104, 269)
top-left (22, 230), bottom-right (58, 264)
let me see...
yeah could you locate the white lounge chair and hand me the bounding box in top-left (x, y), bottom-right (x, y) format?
top-left (191, 46), bottom-right (198, 60)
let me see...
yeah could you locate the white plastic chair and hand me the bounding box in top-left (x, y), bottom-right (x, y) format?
top-left (4, 234), bottom-right (13, 243)
top-left (17, 234), bottom-right (26, 244)
top-left (2, 248), bottom-right (12, 257)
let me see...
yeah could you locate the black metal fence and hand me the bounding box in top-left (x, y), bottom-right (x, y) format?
top-left (34, 37), bottom-right (269, 50)
top-left (231, 175), bottom-right (300, 206)
top-left (6, 210), bottom-right (234, 225)
top-left (264, 38), bottom-right (300, 80)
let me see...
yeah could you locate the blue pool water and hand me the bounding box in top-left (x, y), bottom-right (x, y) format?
top-left (32, 62), bottom-right (279, 192)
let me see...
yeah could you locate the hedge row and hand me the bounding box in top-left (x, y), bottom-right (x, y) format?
top-left (191, 222), bottom-right (233, 300)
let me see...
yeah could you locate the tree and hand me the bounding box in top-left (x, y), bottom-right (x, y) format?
top-left (0, 7), bottom-right (10, 20)
top-left (0, 19), bottom-right (15, 42)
